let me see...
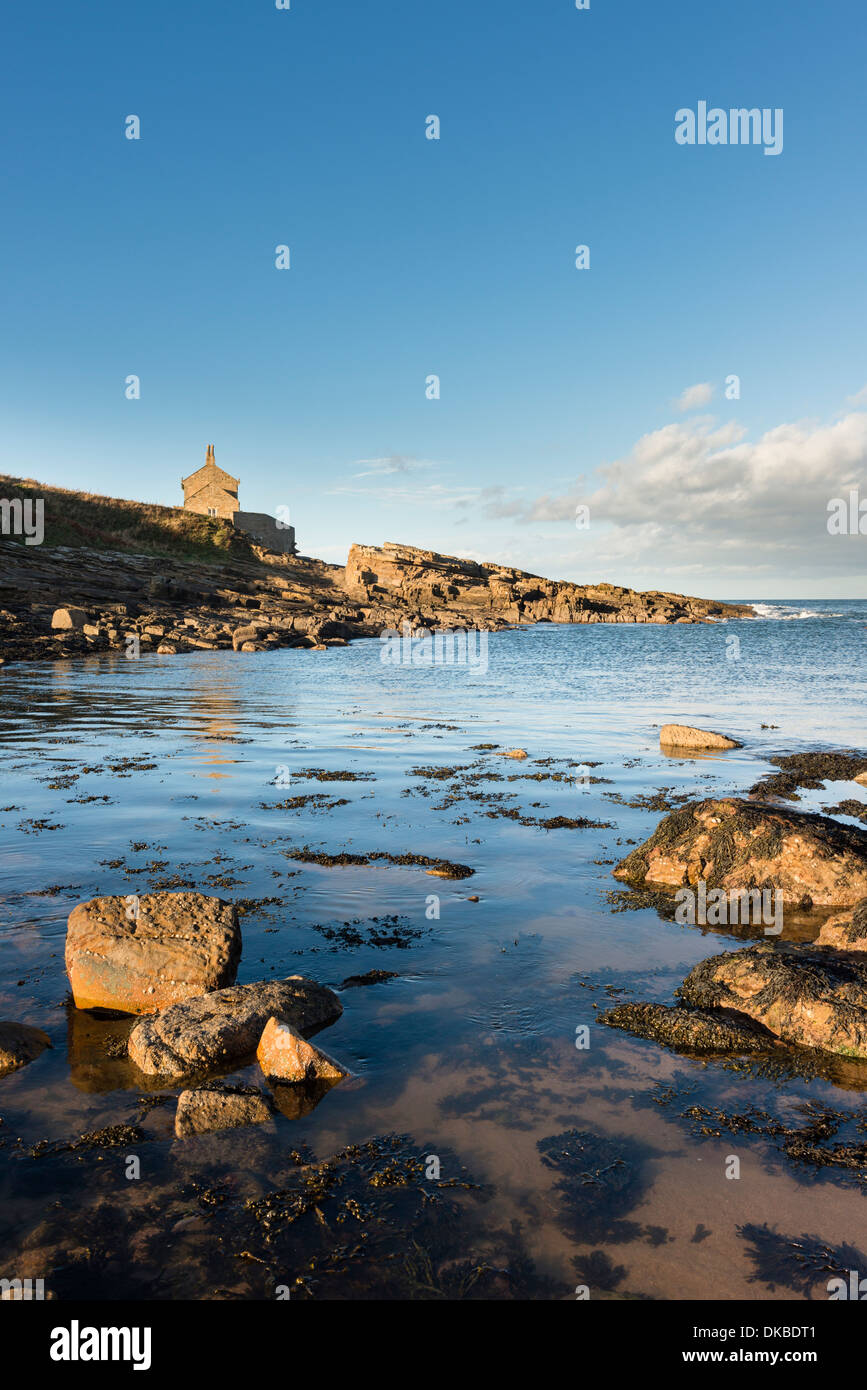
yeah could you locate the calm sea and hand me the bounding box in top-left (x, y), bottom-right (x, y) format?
top-left (0, 600), bottom-right (865, 1299)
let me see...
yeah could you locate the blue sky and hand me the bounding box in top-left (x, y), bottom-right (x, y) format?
top-left (1, 0), bottom-right (865, 596)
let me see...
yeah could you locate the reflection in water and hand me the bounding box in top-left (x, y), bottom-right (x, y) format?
top-left (1, 610), bottom-right (866, 1299)
top-left (270, 1077), bottom-right (345, 1120)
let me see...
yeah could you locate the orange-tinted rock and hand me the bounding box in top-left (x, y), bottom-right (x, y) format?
top-left (613, 798), bottom-right (867, 908)
top-left (678, 942), bottom-right (867, 1059)
top-left (344, 542), bottom-right (751, 627)
top-left (257, 1016), bottom-right (348, 1083)
top-left (231, 623), bottom-right (262, 651)
top-left (816, 898), bottom-right (867, 951)
top-left (50, 607), bottom-right (87, 631)
top-left (659, 724), bottom-right (740, 750)
top-left (128, 976), bottom-right (342, 1078)
top-left (66, 892), bottom-right (241, 1014)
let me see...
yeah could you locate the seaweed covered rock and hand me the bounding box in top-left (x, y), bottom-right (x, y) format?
top-left (749, 750), bottom-right (867, 802)
top-left (816, 898), bottom-right (867, 951)
top-left (599, 1001), bottom-right (776, 1055)
top-left (128, 976), bottom-right (342, 1078)
top-left (677, 942), bottom-right (867, 1058)
top-left (612, 797), bottom-right (867, 908)
top-left (66, 892), bottom-right (241, 1014)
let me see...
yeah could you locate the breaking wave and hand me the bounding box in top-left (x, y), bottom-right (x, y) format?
top-left (750, 603), bottom-right (842, 621)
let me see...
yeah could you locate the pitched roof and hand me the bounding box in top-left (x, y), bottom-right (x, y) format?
top-left (182, 461), bottom-right (239, 491)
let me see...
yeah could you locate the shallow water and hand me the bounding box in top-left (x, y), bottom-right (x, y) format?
top-left (1, 603), bottom-right (866, 1300)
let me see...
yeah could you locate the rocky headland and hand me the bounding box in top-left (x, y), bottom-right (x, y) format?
top-left (0, 477), bottom-right (752, 666)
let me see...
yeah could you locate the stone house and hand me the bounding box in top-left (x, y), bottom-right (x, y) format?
top-left (181, 446), bottom-right (296, 554)
top-left (181, 446), bottom-right (239, 520)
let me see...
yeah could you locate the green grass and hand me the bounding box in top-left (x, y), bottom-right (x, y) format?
top-left (0, 474), bottom-right (258, 564)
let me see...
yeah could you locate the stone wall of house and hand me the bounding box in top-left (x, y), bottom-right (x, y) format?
top-left (183, 479), bottom-right (238, 520)
top-left (232, 510), bottom-right (296, 555)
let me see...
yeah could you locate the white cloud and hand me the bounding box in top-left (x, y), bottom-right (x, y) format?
top-left (676, 381), bottom-right (715, 412)
top-left (352, 454), bottom-right (433, 478)
top-left (516, 408), bottom-right (867, 584)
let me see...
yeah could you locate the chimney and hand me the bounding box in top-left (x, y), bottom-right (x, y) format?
top-left (206, 444), bottom-right (215, 464)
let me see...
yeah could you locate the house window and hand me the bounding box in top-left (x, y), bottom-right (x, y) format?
top-left (207, 507), bottom-right (217, 517)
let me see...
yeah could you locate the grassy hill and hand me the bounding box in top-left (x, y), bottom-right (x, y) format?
top-left (0, 475), bottom-right (258, 563)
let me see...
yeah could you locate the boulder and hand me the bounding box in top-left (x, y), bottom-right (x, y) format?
top-left (232, 623), bottom-right (263, 651)
top-left (501, 748), bottom-right (528, 760)
top-left (659, 724), bottom-right (740, 750)
top-left (677, 942), bottom-right (867, 1059)
top-left (50, 607), bottom-right (87, 631)
top-left (816, 898), bottom-right (867, 951)
top-left (0, 1021), bottom-right (52, 1075)
top-left (257, 1016), bottom-right (348, 1083)
top-left (600, 1001), bottom-right (775, 1055)
top-left (128, 976), bottom-right (342, 1078)
top-left (66, 892), bottom-right (241, 1014)
top-left (175, 1084), bottom-right (275, 1137)
top-left (613, 797), bottom-right (867, 908)
top-left (856, 772), bottom-right (867, 788)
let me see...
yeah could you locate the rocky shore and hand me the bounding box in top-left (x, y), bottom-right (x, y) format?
top-left (604, 760), bottom-right (867, 1062)
top-left (5, 887), bottom-right (349, 1134)
top-left (2, 677), bottom-right (866, 1295)
top-left (342, 542), bottom-right (750, 629)
top-left (0, 535), bottom-right (752, 667)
